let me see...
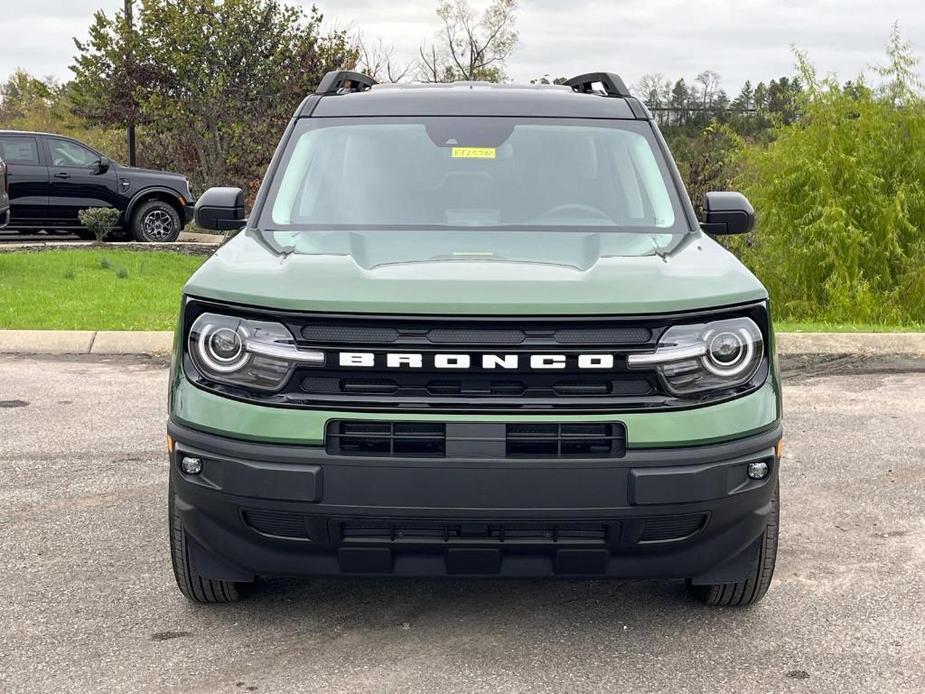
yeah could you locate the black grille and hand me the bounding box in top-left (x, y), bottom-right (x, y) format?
top-left (325, 421), bottom-right (626, 459)
top-left (339, 520), bottom-right (610, 545)
top-left (506, 423), bottom-right (625, 458)
top-left (639, 514), bottom-right (707, 542)
top-left (287, 315), bottom-right (664, 412)
top-left (326, 421), bottom-right (446, 457)
top-left (301, 323), bottom-right (652, 346)
top-left (243, 510), bottom-right (311, 539)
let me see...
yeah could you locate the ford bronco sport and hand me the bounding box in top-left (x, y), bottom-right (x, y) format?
top-left (168, 71), bottom-right (782, 606)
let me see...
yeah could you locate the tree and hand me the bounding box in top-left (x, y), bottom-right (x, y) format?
top-left (635, 73), bottom-right (671, 125)
top-left (731, 80), bottom-right (754, 112)
top-left (356, 33), bottom-right (413, 83)
top-left (531, 75), bottom-right (567, 85)
top-left (0, 70), bottom-right (125, 158)
top-left (419, 0), bottom-right (518, 83)
top-left (71, 0), bottom-right (356, 194)
top-left (695, 70), bottom-right (721, 111)
top-left (874, 22), bottom-right (922, 106)
top-left (669, 79), bottom-right (691, 125)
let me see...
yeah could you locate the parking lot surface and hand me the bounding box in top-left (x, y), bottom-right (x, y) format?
top-left (1, 355), bottom-right (923, 693)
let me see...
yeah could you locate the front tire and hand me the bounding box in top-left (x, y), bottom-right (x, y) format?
top-left (131, 200), bottom-right (181, 242)
top-left (168, 480), bottom-right (250, 603)
top-left (688, 482), bottom-right (779, 607)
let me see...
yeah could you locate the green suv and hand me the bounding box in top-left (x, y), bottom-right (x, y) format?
top-left (168, 71), bottom-right (782, 606)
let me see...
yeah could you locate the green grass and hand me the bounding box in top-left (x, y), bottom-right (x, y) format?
top-left (777, 321), bottom-right (925, 333)
top-left (0, 249), bottom-right (205, 330)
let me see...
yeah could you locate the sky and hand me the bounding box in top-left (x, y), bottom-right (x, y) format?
top-left (2, 0), bottom-right (923, 95)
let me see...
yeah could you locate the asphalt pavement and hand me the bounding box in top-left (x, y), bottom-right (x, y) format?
top-left (0, 355), bottom-right (923, 693)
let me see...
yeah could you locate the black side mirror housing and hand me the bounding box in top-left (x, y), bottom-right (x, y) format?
top-left (94, 156), bottom-right (111, 174)
top-left (701, 191), bottom-right (755, 235)
top-left (195, 187), bottom-right (246, 231)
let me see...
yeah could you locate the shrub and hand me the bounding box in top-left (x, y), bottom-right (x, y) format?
top-left (729, 47), bottom-right (925, 324)
top-left (78, 207), bottom-right (120, 244)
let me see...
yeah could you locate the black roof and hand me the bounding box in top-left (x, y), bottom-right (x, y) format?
top-left (305, 82), bottom-right (640, 120)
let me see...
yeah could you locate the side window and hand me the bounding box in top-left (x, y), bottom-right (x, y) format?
top-left (0, 136), bottom-right (41, 165)
top-left (48, 139), bottom-right (100, 168)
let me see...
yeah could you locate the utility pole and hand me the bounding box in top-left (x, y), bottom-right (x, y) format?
top-left (125, 0), bottom-right (137, 167)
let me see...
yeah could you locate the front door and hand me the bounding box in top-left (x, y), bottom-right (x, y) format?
top-left (45, 137), bottom-right (120, 226)
top-left (0, 134), bottom-right (49, 226)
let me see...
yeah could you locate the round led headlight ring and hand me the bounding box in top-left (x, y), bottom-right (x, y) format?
top-left (196, 323), bottom-right (250, 373)
top-left (701, 327), bottom-right (755, 377)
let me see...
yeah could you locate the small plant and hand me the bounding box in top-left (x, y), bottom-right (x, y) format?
top-left (78, 207), bottom-right (120, 244)
top-left (63, 268), bottom-right (76, 280)
top-left (115, 266), bottom-right (129, 279)
top-left (99, 257), bottom-right (112, 270)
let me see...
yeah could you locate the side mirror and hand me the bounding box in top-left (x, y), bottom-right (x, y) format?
top-left (701, 192), bottom-right (755, 235)
top-left (195, 187), bottom-right (246, 231)
top-left (94, 156), bottom-right (111, 174)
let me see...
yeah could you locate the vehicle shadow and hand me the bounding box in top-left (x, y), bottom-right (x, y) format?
top-left (203, 574), bottom-right (716, 631)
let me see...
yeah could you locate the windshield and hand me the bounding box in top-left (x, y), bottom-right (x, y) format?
top-left (256, 117), bottom-right (692, 259)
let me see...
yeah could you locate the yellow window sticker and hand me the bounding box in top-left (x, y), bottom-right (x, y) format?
top-left (451, 147), bottom-right (496, 159)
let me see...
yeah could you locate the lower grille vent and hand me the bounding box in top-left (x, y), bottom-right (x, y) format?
top-left (639, 514), bottom-right (707, 542)
top-left (326, 421), bottom-right (447, 457)
top-left (326, 421), bottom-right (626, 459)
top-left (506, 423), bottom-right (625, 458)
top-left (243, 510), bottom-right (311, 539)
top-left (340, 520), bottom-right (609, 545)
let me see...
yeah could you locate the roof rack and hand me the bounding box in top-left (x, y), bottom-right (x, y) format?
top-left (315, 70), bottom-right (377, 96)
top-left (564, 72), bottom-right (631, 98)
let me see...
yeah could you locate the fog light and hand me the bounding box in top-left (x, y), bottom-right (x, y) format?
top-left (180, 456), bottom-right (203, 475)
top-left (747, 461), bottom-right (769, 480)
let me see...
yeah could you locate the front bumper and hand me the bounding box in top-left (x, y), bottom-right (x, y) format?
top-left (182, 204), bottom-right (195, 227)
top-left (169, 419), bottom-right (782, 583)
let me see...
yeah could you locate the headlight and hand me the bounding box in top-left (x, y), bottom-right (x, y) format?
top-left (188, 312), bottom-right (324, 392)
top-left (627, 317), bottom-right (764, 395)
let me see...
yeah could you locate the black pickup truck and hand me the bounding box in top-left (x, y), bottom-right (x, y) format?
top-left (0, 156), bottom-right (9, 228)
top-left (0, 130), bottom-right (194, 241)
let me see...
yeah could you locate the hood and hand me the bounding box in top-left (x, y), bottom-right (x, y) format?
top-left (184, 229), bottom-right (767, 315)
top-left (116, 164), bottom-right (185, 179)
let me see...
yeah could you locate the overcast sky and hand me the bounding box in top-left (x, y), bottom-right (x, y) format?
top-left (3, 0), bottom-right (923, 95)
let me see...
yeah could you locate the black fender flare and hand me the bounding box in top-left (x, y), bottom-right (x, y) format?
top-left (125, 186), bottom-right (187, 222)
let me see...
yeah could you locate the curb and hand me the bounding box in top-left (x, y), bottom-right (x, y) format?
top-left (1, 330), bottom-right (925, 358)
top-left (0, 330), bottom-right (174, 356)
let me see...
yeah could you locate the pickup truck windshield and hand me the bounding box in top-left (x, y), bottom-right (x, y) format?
top-left (257, 117), bottom-right (692, 258)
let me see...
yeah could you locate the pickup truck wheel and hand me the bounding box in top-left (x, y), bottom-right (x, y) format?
top-left (688, 482), bottom-right (779, 607)
top-left (131, 200), bottom-right (181, 242)
top-left (168, 480), bottom-right (250, 603)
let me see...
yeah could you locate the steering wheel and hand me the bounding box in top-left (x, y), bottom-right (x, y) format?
top-left (534, 203), bottom-right (613, 223)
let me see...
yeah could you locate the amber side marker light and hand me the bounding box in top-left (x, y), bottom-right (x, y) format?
top-left (775, 439), bottom-right (784, 459)
top-left (167, 434), bottom-right (174, 453)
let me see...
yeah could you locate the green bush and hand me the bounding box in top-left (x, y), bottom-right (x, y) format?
top-left (78, 207), bottom-right (121, 243)
top-left (730, 49), bottom-right (925, 324)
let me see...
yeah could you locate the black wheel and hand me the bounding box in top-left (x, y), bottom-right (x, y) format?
top-left (131, 199), bottom-right (181, 242)
top-left (688, 482), bottom-right (779, 607)
top-left (168, 479), bottom-right (250, 603)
